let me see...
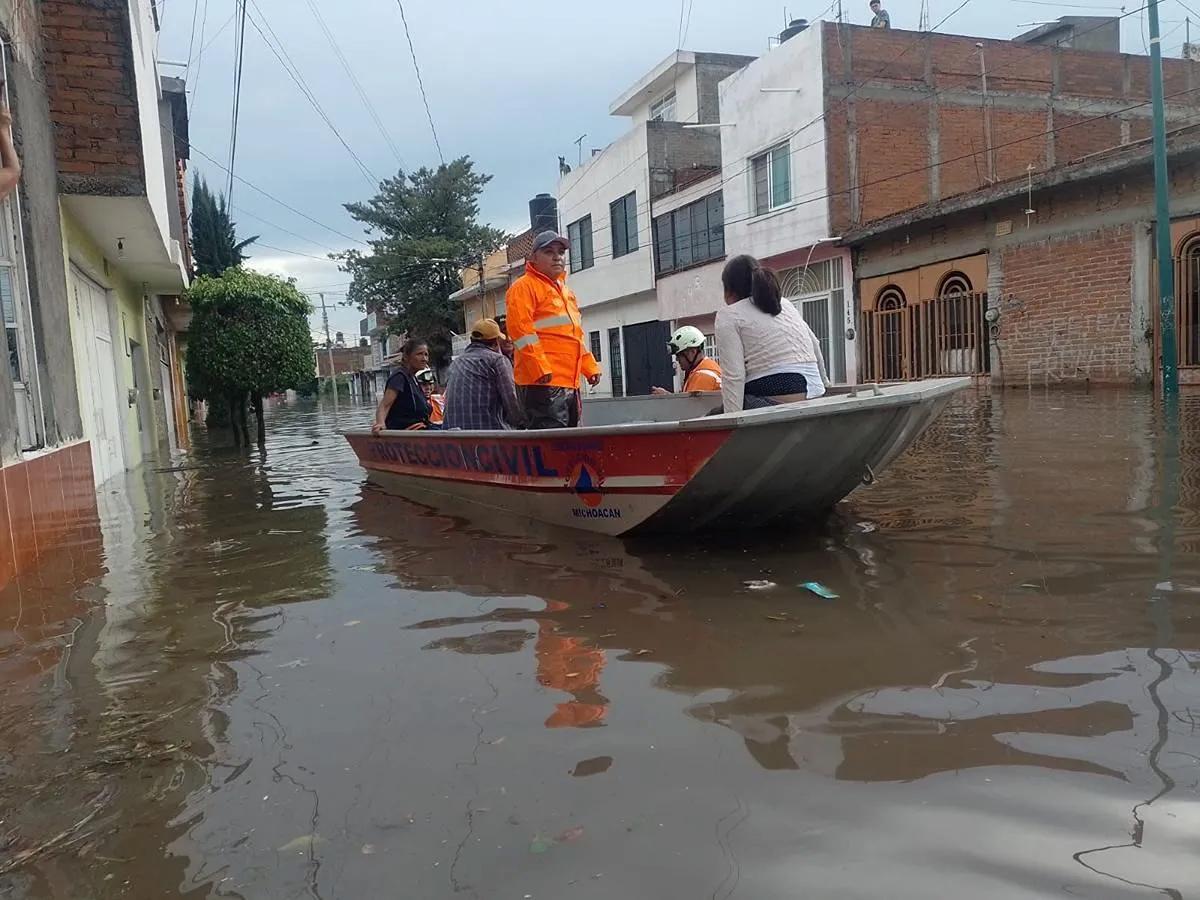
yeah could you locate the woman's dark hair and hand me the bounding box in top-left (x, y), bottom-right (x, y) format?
top-left (400, 337), bottom-right (427, 357)
top-left (722, 254), bottom-right (783, 316)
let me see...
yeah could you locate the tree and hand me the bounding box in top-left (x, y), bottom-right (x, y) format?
top-left (191, 177), bottom-right (259, 277)
top-left (186, 269), bottom-right (315, 447)
top-left (338, 157), bottom-right (506, 369)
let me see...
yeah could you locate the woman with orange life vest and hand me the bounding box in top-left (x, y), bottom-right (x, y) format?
top-left (415, 368), bottom-right (445, 427)
top-left (651, 325), bottom-right (723, 395)
top-left (505, 230), bottom-right (602, 428)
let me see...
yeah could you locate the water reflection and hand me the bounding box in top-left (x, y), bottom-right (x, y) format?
top-left (3, 392), bottom-right (1200, 897)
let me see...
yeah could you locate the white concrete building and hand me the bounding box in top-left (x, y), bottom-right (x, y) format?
top-left (716, 23), bottom-right (856, 383)
top-left (557, 51), bottom-right (753, 397)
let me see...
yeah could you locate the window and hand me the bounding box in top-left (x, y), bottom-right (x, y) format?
top-left (703, 333), bottom-right (719, 364)
top-left (652, 192), bottom-right (725, 276)
top-left (938, 272), bottom-right (972, 298)
top-left (751, 143), bottom-right (791, 216)
top-left (610, 192), bottom-right (639, 258)
top-left (0, 198), bottom-right (36, 449)
top-left (2, 269), bottom-right (18, 381)
top-left (567, 215), bottom-right (594, 272)
top-left (937, 272), bottom-right (974, 351)
top-left (589, 330), bottom-right (602, 362)
top-left (649, 90), bottom-right (677, 123)
top-left (876, 286), bottom-right (906, 310)
top-left (607, 327), bottom-right (624, 397)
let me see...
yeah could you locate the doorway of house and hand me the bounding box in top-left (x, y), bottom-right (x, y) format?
top-left (70, 266), bottom-right (126, 485)
top-left (620, 320), bottom-right (673, 396)
top-left (129, 340), bottom-right (153, 458)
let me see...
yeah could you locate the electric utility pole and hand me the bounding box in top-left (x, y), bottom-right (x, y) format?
top-left (1149, 0), bottom-right (1178, 395)
top-left (320, 292), bottom-right (339, 421)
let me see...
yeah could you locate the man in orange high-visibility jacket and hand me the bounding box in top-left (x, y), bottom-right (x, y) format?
top-left (506, 230), bottom-right (601, 428)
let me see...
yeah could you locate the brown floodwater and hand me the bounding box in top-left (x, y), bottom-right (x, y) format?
top-left (3, 389), bottom-right (1200, 899)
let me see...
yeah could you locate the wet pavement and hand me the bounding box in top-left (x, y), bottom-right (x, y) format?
top-left (3, 389), bottom-right (1200, 898)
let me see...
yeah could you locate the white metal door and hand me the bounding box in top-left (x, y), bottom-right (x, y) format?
top-left (71, 267), bottom-right (125, 484)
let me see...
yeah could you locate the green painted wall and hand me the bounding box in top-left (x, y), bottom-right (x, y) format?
top-left (60, 206), bottom-right (160, 469)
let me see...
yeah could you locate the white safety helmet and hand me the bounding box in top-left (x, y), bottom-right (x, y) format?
top-left (414, 368), bottom-right (436, 386)
top-left (666, 325), bottom-right (706, 355)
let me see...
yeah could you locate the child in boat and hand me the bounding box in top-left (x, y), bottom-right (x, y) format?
top-left (415, 368), bottom-right (445, 428)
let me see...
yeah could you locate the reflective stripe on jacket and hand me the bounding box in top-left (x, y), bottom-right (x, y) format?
top-left (428, 394), bottom-right (445, 424)
top-left (505, 263), bottom-right (601, 388)
top-left (683, 358), bottom-right (722, 392)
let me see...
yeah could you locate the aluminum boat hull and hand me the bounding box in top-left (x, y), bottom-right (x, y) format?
top-left (343, 378), bottom-right (969, 536)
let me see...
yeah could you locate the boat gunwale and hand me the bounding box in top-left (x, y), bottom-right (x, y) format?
top-left (342, 377), bottom-right (971, 442)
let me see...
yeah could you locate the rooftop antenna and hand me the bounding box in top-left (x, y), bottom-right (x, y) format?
top-left (573, 133), bottom-right (587, 166)
top-left (920, 0), bottom-right (931, 31)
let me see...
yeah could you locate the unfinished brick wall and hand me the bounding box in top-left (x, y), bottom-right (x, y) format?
top-left (997, 225), bottom-right (1135, 385)
top-left (41, 0), bottom-right (143, 193)
top-left (823, 23), bottom-right (1200, 233)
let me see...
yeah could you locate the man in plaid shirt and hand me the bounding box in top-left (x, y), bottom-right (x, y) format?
top-left (444, 319), bottom-right (526, 430)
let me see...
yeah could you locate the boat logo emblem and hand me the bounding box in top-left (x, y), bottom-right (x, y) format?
top-left (569, 462), bottom-right (603, 507)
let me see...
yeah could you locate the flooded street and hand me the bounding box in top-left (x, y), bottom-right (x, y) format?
top-left (4, 390), bottom-right (1200, 898)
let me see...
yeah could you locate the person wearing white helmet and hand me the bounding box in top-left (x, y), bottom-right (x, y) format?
top-left (651, 325), bottom-right (723, 395)
top-left (414, 367), bottom-right (445, 428)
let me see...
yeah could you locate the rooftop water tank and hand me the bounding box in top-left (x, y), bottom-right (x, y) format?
top-left (780, 18), bottom-right (809, 43)
top-left (529, 193), bottom-right (558, 234)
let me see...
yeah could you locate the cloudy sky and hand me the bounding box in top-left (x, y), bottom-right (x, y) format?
top-left (158, 0), bottom-right (1190, 339)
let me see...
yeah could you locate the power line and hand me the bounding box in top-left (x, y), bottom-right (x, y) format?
top-left (168, 122), bottom-right (368, 246)
top-left (189, 0), bottom-right (210, 104)
top-left (394, 0), bottom-right (444, 164)
top-left (681, 0), bottom-right (695, 46)
top-left (251, 241), bottom-right (336, 262)
top-left (243, 0), bottom-right (378, 186)
top-left (562, 3), bottom-right (1155, 218)
top-left (226, 0), bottom-right (249, 202)
top-left (575, 83), bottom-right (1200, 264)
top-left (232, 204), bottom-right (346, 255)
top-left (184, 0), bottom-right (201, 75)
top-left (302, 0), bottom-right (407, 169)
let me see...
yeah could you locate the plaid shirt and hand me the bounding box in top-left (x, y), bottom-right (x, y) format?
top-left (444, 342), bottom-right (525, 430)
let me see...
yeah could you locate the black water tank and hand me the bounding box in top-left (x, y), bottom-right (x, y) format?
top-left (529, 193), bottom-right (558, 234)
top-left (780, 18), bottom-right (809, 42)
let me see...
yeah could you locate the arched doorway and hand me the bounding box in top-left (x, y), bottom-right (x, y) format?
top-left (1178, 234), bottom-right (1200, 367)
top-left (875, 286), bottom-right (907, 380)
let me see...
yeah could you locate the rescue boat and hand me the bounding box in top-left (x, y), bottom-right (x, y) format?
top-left (342, 377), bottom-right (970, 536)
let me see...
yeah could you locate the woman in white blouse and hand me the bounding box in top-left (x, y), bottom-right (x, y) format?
top-left (714, 254), bottom-right (828, 413)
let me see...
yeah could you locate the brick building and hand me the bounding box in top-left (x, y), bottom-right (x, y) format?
top-left (2, 0), bottom-right (190, 592)
top-left (701, 19), bottom-right (1200, 387)
top-left (316, 345), bottom-right (372, 378)
top-left (802, 20), bottom-right (1200, 386)
top-left (821, 22), bottom-right (1200, 234)
top-left (849, 128), bottom-right (1200, 387)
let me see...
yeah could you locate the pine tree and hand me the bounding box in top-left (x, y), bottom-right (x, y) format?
top-left (191, 176), bottom-right (259, 277)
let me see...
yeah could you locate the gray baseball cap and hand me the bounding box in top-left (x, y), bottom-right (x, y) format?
top-left (530, 230), bottom-right (570, 253)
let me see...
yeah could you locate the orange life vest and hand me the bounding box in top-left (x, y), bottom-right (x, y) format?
top-left (505, 264), bottom-right (601, 388)
top-left (683, 357), bottom-right (722, 392)
top-left (428, 394), bottom-right (445, 425)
